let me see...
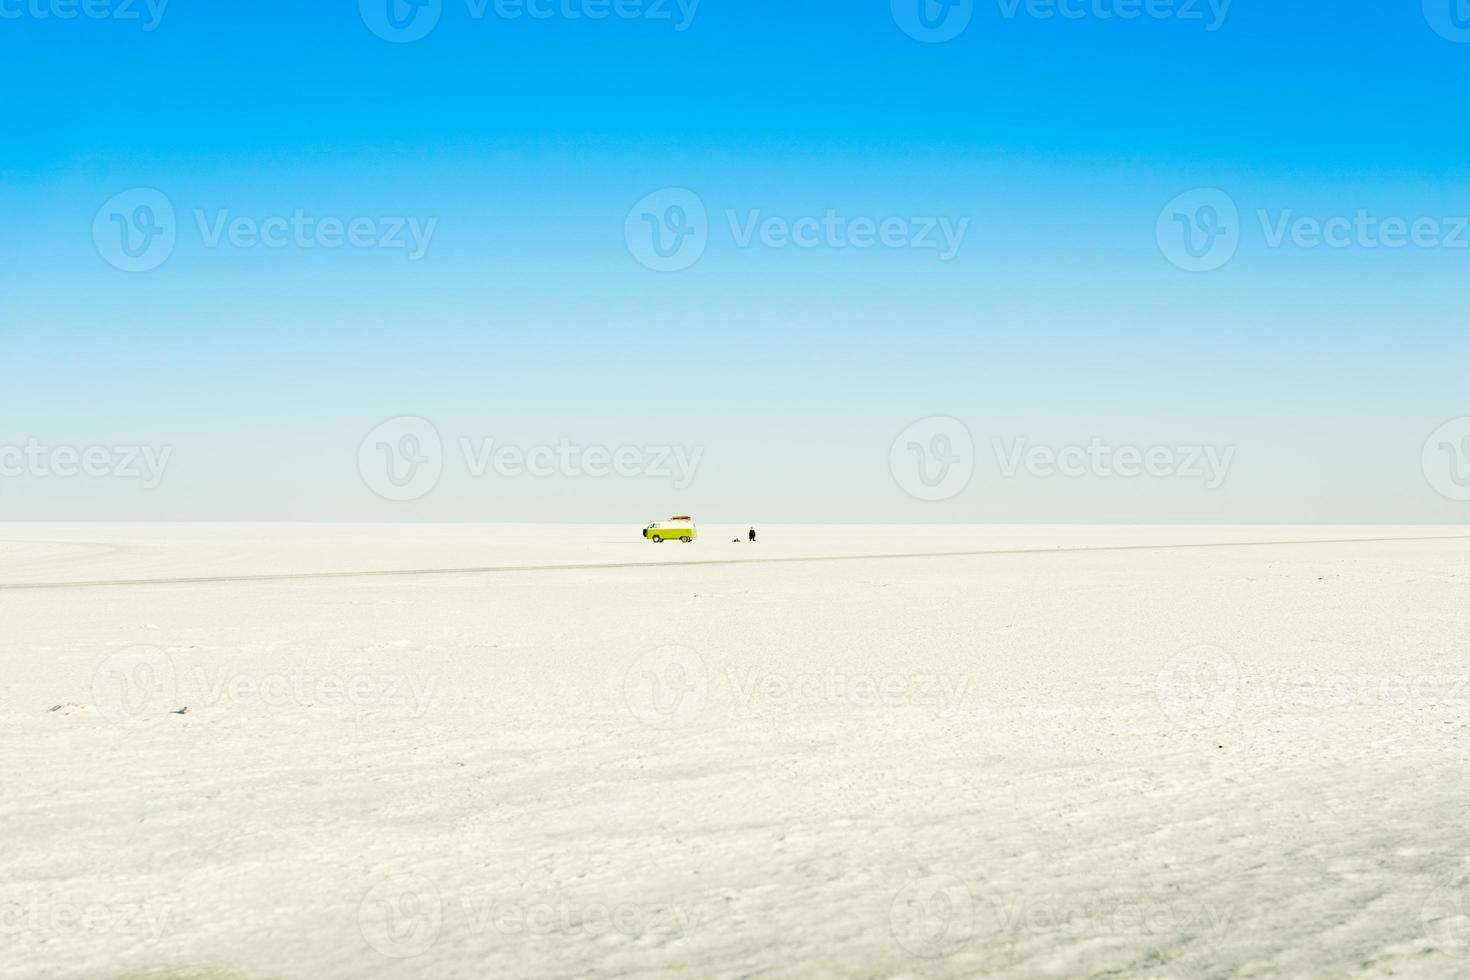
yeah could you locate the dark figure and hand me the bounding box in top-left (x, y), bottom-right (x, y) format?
top-left (748, 527), bottom-right (757, 543)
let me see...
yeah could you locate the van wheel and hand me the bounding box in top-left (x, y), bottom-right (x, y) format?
top-left (681, 536), bottom-right (692, 543)
top-left (652, 535), bottom-right (663, 543)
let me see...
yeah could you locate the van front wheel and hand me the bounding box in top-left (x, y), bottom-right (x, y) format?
top-left (652, 535), bottom-right (664, 543)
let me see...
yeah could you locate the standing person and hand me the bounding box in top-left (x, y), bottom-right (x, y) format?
top-left (748, 527), bottom-right (756, 543)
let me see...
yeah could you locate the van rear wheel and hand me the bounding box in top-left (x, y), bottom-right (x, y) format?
top-left (681, 536), bottom-right (692, 543)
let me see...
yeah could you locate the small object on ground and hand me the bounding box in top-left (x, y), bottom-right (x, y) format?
top-left (172, 707), bottom-right (189, 715)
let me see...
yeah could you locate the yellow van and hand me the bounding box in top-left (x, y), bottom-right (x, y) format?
top-left (643, 517), bottom-right (697, 543)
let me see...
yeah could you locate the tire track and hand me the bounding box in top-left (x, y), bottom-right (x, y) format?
top-left (1, 533), bottom-right (1468, 592)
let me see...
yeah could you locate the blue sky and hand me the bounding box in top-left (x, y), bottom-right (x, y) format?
top-left (2, 1), bottom-right (1469, 522)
